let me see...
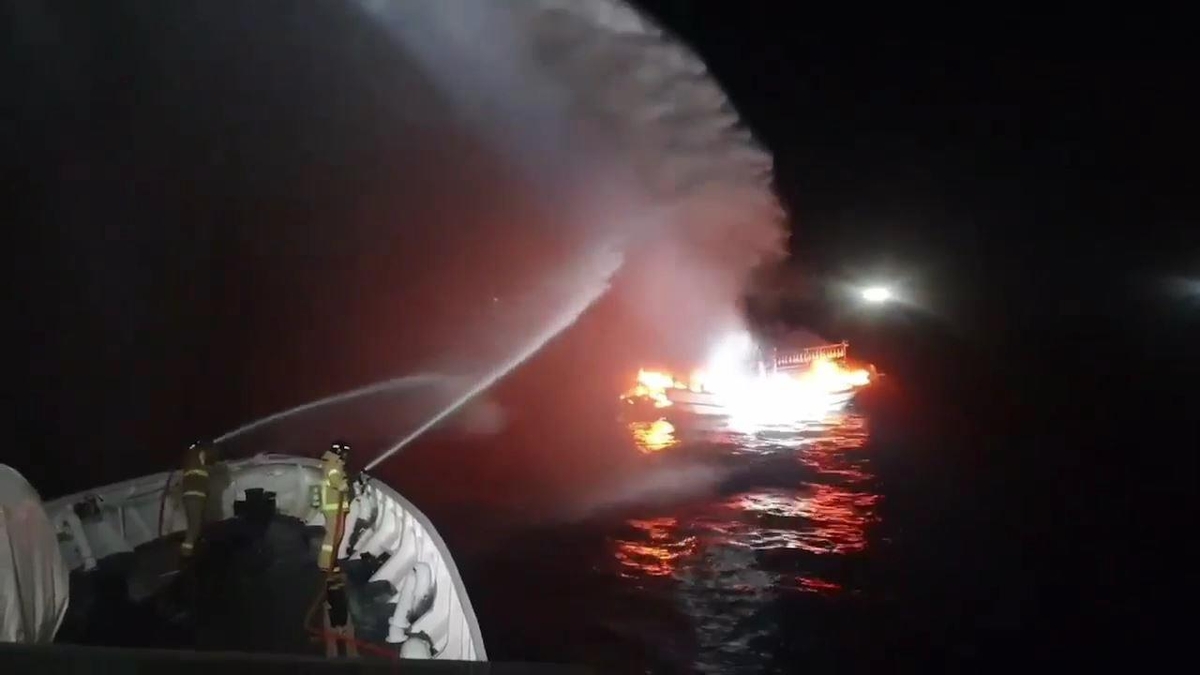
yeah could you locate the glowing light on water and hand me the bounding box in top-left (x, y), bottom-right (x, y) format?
top-left (629, 418), bottom-right (678, 453)
top-left (614, 517), bottom-right (696, 578)
top-left (732, 414), bottom-right (877, 556)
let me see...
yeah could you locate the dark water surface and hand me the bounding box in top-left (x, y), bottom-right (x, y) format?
top-left (388, 374), bottom-right (1019, 672)
top-left (22, 308), bottom-right (1186, 670)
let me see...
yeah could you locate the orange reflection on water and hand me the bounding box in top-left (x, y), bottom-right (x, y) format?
top-left (629, 418), bottom-right (679, 453)
top-left (733, 485), bottom-right (878, 555)
top-left (732, 413), bottom-right (878, 556)
top-left (795, 576), bottom-right (843, 594)
top-left (611, 411), bottom-right (876, 599)
top-left (799, 413), bottom-right (870, 477)
top-left (613, 517), bottom-right (696, 578)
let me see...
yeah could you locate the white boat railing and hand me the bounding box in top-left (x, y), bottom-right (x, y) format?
top-left (773, 341), bottom-right (849, 369)
top-left (42, 454), bottom-right (486, 661)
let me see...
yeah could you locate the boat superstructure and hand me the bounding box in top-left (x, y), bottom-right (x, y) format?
top-left (621, 341), bottom-right (873, 419)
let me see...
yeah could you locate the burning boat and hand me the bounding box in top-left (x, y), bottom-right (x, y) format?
top-left (621, 338), bottom-right (874, 422)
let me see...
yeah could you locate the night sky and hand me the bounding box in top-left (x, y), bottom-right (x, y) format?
top-left (629, 9), bottom-right (1200, 519)
top-left (4, 4), bottom-right (1197, 655)
top-left (635, 5), bottom-right (1197, 327)
top-left (7, 5), bottom-right (1195, 468)
top-left (631, 0), bottom-right (1198, 628)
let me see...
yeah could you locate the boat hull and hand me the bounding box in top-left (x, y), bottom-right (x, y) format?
top-left (39, 454), bottom-right (486, 660)
top-left (622, 387), bottom-right (860, 420)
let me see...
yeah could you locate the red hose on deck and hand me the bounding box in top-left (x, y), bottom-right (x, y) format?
top-left (304, 493), bottom-right (398, 660)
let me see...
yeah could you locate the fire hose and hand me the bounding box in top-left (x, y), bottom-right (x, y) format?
top-left (303, 492), bottom-right (398, 659)
top-left (158, 462), bottom-right (397, 657)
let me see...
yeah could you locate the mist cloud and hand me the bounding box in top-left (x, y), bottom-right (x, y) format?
top-left (9, 0), bottom-right (786, 484)
top-left (356, 0), bottom-right (786, 358)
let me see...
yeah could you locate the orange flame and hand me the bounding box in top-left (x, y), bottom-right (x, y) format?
top-left (626, 368), bottom-right (699, 408)
top-left (799, 358), bottom-right (871, 392)
top-left (622, 358), bottom-right (869, 409)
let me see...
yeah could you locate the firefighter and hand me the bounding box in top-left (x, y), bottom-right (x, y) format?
top-left (318, 441), bottom-right (356, 656)
top-left (180, 440), bottom-right (216, 559)
top-left (318, 441), bottom-right (351, 572)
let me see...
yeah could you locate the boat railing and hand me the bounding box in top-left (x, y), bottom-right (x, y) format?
top-left (773, 341), bottom-right (849, 369)
top-left (41, 454), bottom-right (486, 661)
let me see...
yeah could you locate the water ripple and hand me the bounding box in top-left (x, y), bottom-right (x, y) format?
top-left (611, 408), bottom-right (879, 670)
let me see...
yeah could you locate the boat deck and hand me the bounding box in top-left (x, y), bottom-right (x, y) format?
top-left (55, 513), bottom-right (399, 657)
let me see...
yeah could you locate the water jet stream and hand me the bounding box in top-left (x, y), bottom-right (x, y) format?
top-left (366, 246), bottom-right (624, 471)
top-left (214, 373), bottom-right (446, 445)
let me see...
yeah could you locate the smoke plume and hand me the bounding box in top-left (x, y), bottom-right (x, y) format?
top-left (8, 0), bottom-right (786, 488)
top-left (357, 0), bottom-right (786, 355)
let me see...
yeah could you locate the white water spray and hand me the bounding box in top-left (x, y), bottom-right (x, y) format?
top-left (353, 0), bottom-right (784, 255)
top-left (346, 0), bottom-right (786, 468)
top-left (366, 245), bottom-right (624, 470)
top-left (8, 0), bottom-right (786, 474)
top-left (214, 373), bottom-right (447, 445)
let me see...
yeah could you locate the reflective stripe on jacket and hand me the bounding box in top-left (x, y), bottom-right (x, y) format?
top-left (320, 457), bottom-right (350, 513)
top-left (182, 445), bottom-right (211, 496)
